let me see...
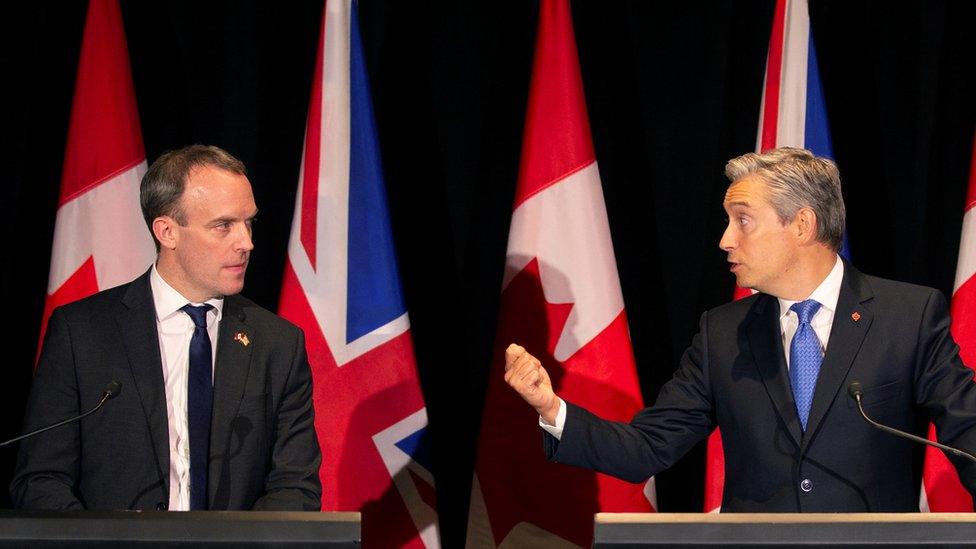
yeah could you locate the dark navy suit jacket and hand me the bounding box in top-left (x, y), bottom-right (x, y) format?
top-left (11, 270), bottom-right (322, 511)
top-left (546, 263), bottom-right (976, 511)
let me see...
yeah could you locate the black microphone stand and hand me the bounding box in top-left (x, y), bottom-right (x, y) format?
top-left (0, 381), bottom-right (121, 448)
top-left (849, 381), bottom-right (976, 464)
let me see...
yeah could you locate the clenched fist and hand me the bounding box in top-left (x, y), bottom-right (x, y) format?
top-left (504, 343), bottom-right (560, 425)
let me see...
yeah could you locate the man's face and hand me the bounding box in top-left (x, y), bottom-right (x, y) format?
top-left (165, 165), bottom-right (257, 302)
top-left (719, 175), bottom-right (800, 296)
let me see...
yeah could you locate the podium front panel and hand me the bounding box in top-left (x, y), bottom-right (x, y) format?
top-left (0, 510), bottom-right (360, 548)
top-left (594, 512), bottom-right (976, 548)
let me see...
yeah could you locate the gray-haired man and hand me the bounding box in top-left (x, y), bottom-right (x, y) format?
top-left (506, 147), bottom-right (976, 512)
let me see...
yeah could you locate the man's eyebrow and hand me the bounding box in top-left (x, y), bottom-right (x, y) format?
top-left (207, 216), bottom-right (237, 225)
top-left (208, 210), bottom-right (259, 223)
top-left (724, 200), bottom-right (752, 208)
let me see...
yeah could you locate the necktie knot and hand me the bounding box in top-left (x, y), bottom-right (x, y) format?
top-left (181, 304), bottom-right (213, 329)
top-left (790, 299), bottom-right (822, 325)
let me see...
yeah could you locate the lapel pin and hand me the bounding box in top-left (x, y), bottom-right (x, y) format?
top-left (234, 332), bottom-right (250, 347)
top-left (851, 311), bottom-right (861, 322)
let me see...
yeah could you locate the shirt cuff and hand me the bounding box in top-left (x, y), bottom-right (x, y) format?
top-left (538, 397), bottom-right (566, 439)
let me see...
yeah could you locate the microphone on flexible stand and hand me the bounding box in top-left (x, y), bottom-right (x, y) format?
top-left (848, 380), bottom-right (976, 464)
top-left (0, 381), bottom-right (122, 448)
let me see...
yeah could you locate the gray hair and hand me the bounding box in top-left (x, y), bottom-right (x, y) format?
top-left (725, 147), bottom-right (845, 251)
top-left (140, 144), bottom-right (247, 250)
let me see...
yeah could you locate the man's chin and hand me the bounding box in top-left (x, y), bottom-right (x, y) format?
top-left (218, 280), bottom-right (246, 297)
top-left (734, 276), bottom-right (757, 291)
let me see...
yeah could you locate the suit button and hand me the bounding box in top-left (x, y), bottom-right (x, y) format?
top-left (156, 502), bottom-right (168, 510)
top-left (800, 479), bottom-right (813, 492)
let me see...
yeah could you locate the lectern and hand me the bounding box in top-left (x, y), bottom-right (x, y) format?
top-left (0, 510), bottom-right (360, 547)
top-left (594, 512), bottom-right (976, 548)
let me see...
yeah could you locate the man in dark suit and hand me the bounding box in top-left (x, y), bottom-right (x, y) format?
top-left (11, 145), bottom-right (321, 511)
top-left (505, 147), bottom-right (976, 511)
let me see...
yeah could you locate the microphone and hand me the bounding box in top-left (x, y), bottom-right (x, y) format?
top-left (848, 381), bottom-right (976, 464)
top-left (0, 381), bottom-right (122, 448)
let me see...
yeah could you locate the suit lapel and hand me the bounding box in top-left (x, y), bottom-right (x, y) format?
top-left (749, 294), bottom-right (804, 449)
top-left (208, 295), bottom-right (253, 507)
top-left (117, 270), bottom-right (171, 493)
top-left (801, 264), bottom-right (874, 454)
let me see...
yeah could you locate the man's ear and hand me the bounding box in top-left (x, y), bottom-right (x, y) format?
top-left (795, 207), bottom-right (819, 245)
top-left (153, 216), bottom-right (179, 250)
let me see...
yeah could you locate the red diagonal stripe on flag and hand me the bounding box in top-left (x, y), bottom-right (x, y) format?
top-left (759, 0), bottom-right (788, 152)
top-left (300, 13), bottom-right (327, 271)
top-left (280, 262), bottom-right (431, 547)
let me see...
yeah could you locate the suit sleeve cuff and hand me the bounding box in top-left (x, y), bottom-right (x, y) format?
top-left (538, 397), bottom-right (566, 439)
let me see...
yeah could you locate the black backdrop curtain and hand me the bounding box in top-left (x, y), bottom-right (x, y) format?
top-left (2, 1), bottom-right (973, 545)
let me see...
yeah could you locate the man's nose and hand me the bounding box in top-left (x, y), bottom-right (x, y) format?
top-left (719, 223), bottom-right (736, 252)
top-left (235, 223), bottom-right (254, 252)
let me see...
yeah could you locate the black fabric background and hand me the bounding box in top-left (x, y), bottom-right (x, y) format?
top-left (2, 1), bottom-right (974, 545)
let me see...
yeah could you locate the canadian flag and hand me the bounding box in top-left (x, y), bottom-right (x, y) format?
top-left (704, 0), bottom-right (847, 512)
top-left (920, 133), bottom-right (976, 512)
top-left (38, 0), bottom-right (155, 355)
top-left (467, 1), bottom-right (654, 546)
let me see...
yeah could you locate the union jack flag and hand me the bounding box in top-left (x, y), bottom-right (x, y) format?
top-left (278, 1), bottom-right (439, 546)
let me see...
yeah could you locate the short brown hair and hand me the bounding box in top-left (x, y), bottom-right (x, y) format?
top-left (140, 145), bottom-right (247, 249)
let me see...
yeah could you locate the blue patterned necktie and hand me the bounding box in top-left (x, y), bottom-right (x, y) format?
top-left (182, 303), bottom-right (214, 510)
top-left (789, 299), bottom-right (823, 432)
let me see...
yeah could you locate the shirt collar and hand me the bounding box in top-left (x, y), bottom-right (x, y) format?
top-left (777, 255), bottom-right (844, 320)
top-left (150, 264), bottom-right (224, 323)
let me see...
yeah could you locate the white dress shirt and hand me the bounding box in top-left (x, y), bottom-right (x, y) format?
top-left (777, 255), bottom-right (844, 368)
top-left (150, 265), bottom-right (223, 511)
top-left (540, 255), bottom-right (845, 440)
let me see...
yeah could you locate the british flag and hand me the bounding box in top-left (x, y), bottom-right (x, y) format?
top-left (278, 1), bottom-right (439, 546)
